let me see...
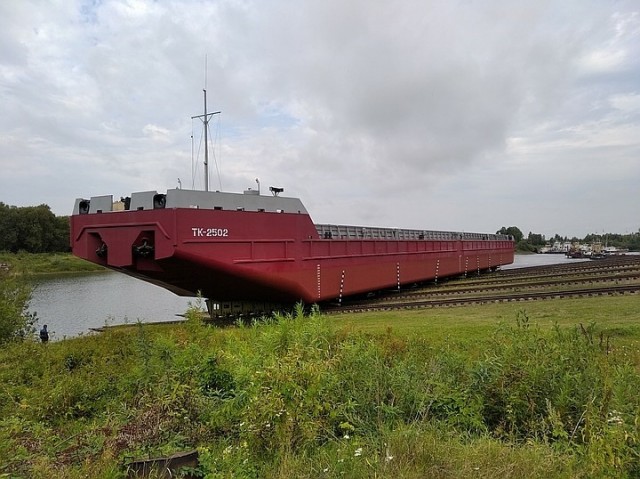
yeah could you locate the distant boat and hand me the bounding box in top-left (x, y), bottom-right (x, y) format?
top-left (539, 241), bottom-right (570, 254)
top-left (566, 242), bottom-right (629, 260)
top-left (566, 242), bottom-right (590, 259)
top-left (602, 246), bottom-right (628, 256)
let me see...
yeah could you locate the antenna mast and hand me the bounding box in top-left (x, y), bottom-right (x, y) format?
top-left (191, 89), bottom-right (221, 191)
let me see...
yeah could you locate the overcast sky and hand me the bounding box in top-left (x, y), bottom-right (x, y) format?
top-left (1, 0), bottom-right (638, 239)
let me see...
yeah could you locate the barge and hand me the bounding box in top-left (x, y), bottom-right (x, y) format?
top-left (70, 187), bottom-right (515, 316)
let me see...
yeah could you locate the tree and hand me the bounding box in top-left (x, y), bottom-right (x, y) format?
top-left (527, 232), bottom-right (546, 246)
top-left (52, 216), bottom-right (71, 252)
top-left (0, 202), bottom-right (69, 253)
top-left (497, 226), bottom-right (523, 243)
top-left (0, 203), bottom-right (19, 251)
top-left (0, 271), bottom-right (36, 344)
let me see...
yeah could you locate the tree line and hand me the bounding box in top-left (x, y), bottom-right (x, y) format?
top-left (2, 201), bottom-right (639, 255)
top-left (0, 202), bottom-right (70, 253)
top-left (497, 226), bottom-right (640, 252)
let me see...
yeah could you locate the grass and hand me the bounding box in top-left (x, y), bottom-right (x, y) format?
top-left (1, 295), bottom-right (640, 478)
top-left (0, 252), bottom-right (104, 275)
top-left (329, 295), bottom-right (640, 341)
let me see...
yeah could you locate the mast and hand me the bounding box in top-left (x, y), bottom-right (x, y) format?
top-left (192, 89), bottom-right (221, 191)
top-left (203, 90), bottom-right (209, 191)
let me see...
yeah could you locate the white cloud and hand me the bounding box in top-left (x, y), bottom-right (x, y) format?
top-left (610, 93), bottom-right (640, 113)
top-left (0, 0), bottom-right (639, 238)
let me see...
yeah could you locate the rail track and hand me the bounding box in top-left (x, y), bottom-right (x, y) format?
top-left (323, 255), bottom-right (640, 315)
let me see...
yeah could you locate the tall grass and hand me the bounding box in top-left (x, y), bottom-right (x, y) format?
top-left (0, 252), bottom-right (104, 275)
top-left (1, 303), bottom-right (639, 478)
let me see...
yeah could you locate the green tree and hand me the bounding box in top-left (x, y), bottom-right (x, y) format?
top-left (497, 226), bottom-right (523, 243)
top-left (0, 203), bottom-right (19, 252)
top-left (0, 271), bottom-right (36, 344)
top-left (527, 232), bottom-right (546, 246)
top-left (52, 216), bottom-right (71, 252)
top-left (0, 202), bottom-right (69, 253)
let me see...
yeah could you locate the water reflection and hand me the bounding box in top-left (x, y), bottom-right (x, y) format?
top-left (29, 271), bottom-right (192, 340)
top-left (502, 253), bottom-right (589, 269)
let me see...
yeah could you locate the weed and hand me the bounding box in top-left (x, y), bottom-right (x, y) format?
top-left (2, 303), bottom-right (640, 477)
top-left (199, 355), bottom-right (235, 398)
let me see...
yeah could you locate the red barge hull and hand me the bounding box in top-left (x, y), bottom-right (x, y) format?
top-left (70, 188), bottom-right (514, 314)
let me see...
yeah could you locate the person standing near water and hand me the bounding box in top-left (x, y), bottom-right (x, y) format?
top-left (39, 324), bottom-right (49, 343)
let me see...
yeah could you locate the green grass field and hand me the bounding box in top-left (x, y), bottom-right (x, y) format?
top-left (1, 295), bottom-right (639, 478)
top-left (0, 252), bottom-right (104, 275)
top-left (330, 295), bottom-right (640, 343)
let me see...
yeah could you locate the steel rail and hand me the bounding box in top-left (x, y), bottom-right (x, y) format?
top-left (324, 284), bottom-right (640, 315)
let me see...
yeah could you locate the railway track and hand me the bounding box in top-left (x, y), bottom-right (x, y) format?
top-left (323, 256), bottom-right (640, 315)
top-left (496, 255), bottom-right (640, 277)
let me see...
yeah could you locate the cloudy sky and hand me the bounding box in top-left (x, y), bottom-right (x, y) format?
top-left (1, 0), bottom-right (638, 239)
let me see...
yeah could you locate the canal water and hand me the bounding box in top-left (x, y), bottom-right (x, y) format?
top-left (28, 253), bottom-right (587, 339)
top-left (29, 272), bottom-right (193, 340)
top-left (501, 253), bottom-right (589, 269)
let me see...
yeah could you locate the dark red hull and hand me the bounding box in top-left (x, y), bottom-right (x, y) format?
top-left (71, 200), bottom-right (514, 305)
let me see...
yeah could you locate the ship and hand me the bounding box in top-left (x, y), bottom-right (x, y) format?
top-left (70, 91), bottom-right (515, 317)
top-left (70, 187), bottom-right (514, 316)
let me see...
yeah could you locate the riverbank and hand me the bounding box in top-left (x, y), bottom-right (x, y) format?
top-left (23, 252), bottom-right (599, 339)
top-left (0, 252), bottom-right (105, 275)
top-left (2, 296), bottom-right (640, 477)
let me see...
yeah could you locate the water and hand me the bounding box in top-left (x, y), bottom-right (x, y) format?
top-left (29, 271), bottom-right (193, 340)
top-left (502, 253), bottom-right (590, 269)
top-left (28, 253), bottom-right (588, 339)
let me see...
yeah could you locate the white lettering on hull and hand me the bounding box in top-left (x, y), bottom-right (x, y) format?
top-left (191, 227), bottom-right (229, 237)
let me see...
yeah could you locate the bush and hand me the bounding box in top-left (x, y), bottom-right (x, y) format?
top-left (0, 270), bottom-right (37, 344)
top-left (1, 304), bottom-right (639, 477)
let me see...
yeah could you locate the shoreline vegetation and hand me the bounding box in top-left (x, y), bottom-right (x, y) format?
top-left (1, 294), bottom-right (640, 477)
top-left (0, 252), bottom-right (105, 276)
top-left (2, 251), bottom-right (640, 477)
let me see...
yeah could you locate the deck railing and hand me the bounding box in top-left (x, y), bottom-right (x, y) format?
top-left (315, 224), bottom-right (511, 242)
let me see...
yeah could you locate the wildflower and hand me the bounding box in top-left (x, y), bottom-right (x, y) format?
top-left (384, 444), bottom-right (393, 463)
top-left (608, 410), bottom-right (624, 425)
top-left (354, 447), bottom-right (363, 457)
top-left (343, 434), bottom-right (350, 439)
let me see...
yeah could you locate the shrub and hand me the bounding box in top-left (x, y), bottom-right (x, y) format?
top-left (0, 270), bottom-right (37, 344)
top-left (470, 313), bottom-right (611, 442)
top-left (2, 303), bottom-right (640, 477)
top-left (199, 355), bottom-right (235, 398)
